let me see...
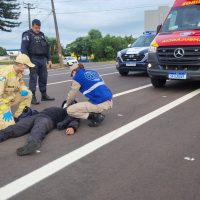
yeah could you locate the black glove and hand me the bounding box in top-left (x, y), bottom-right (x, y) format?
top-left (57, 122), bottom-right (68, 130)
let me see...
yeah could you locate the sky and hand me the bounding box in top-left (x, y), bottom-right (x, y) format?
top-left (0, 0), bottom-right (175, 49)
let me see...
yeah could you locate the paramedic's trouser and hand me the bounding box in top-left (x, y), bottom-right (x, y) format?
top-left (67, 100), bottom-right (113, 119)
top-left (11, 91), bottom-right (32, 117)
top-left (0, 91), bottom-right (32, 130)
top-left (0, 114), bottom-right (54, 143)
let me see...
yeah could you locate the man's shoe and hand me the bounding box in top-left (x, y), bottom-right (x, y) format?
top-left (31, 95), bottom-right (40, 105)
top-left (88, 113), bottom-right (105, 127)
top-left (16, 140), bottom-right (41, 156)
top-left (41, 93), bottom-right (55, 101)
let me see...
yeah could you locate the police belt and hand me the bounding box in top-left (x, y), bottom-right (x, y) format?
top-left (30, 55), bottom-right (47, 60)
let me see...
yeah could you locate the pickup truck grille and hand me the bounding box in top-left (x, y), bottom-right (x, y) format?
top-left (122, 54), bottom-right (145, 62)
top-left (158, 46), bottom-right (200, 65)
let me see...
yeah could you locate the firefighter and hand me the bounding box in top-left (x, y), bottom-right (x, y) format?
top-left (21, 19), bottom-right (55, 105)
top-left (66, 63), bottom-right (113, 127)
top-left (0, 54), bottom-right (34, 130)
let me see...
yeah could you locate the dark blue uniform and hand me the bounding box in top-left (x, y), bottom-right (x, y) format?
top-left (0, 107), bottom-right (79, 144)
top-left (21, 29), bottom-right (51, 94)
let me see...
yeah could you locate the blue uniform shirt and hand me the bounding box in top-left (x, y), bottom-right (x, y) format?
top-left (73, 69), bottom-right (113, 104)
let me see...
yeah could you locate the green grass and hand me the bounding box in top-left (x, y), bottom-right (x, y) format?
top-left (0, 61), bottom-right (14, 65)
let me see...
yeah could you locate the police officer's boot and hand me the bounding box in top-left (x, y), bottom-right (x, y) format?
top-left (31, 93), bottom-right (40, 105)
top-left (88, 113), bottom-right (105, 127)
top-left (41, 92), bottom-right (55, 101)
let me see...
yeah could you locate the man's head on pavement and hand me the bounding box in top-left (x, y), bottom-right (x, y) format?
top-left (14, 54), bottom-right (35, 74)
top-left (32, 19), bottom-right (41, 34)
top-left (70, 63), bottom-right (84, 77)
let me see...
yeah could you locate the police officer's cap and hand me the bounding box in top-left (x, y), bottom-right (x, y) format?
top-left (32, 19), bottom-right (41, 26)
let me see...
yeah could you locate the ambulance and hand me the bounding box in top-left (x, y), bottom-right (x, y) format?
top-left (148, 0), bottom-right (200, 88)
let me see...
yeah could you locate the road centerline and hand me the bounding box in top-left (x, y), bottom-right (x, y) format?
top-left (24, 66), bottom-right (116, 80)
top-left (44, 72), bottom-right (119, 86)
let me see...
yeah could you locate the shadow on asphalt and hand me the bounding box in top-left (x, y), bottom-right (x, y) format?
top-left (118, 71), bottom-right (200, 91)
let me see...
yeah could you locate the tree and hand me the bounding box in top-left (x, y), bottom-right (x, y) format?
top-left (66, 29), bottom-right (137, 61)
top-left (0, 0), bottom-right (21, 32)
top-left (46, 37), bottom-right (65, 63)
top-left (47, 37), bottom-right (57, 54)
top-left (0, 47), bottom-right (7, 56)
top-left (88, 29), bottom-right (102, 40)
top-left (104, 46), bottom-right (115, 59)
top-left (67, 37), bottom-right (92, 59)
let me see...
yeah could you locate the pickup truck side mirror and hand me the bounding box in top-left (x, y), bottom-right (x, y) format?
top-left (128, 44), bottom-right (131, 48)
top-left (156, 24), bottom-right (162, 34)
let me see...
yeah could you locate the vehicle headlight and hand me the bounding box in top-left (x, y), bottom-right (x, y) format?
top-left (149, 40), bottom-right (159, 53)
top-left (117, 52), bottom-right (122, 58)
top-left (149, 46), bottom-right (157, 53)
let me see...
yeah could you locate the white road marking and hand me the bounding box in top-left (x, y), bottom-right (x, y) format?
top-left (24, 66), bottom-right (115, 79)
top-left (45, 72), bottom-right (118, 86)
top-left (184, 157), bottom-right (195, 161)
top-left (46, 64), bottom-right (114, 73)
top-left (113, 84), bottom-right (152, 98)
top-left (46, 80), bottom-right (72, 86)
top-left (0, 89), bottom-right (200, 200)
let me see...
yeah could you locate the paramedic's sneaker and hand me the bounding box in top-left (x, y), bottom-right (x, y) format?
top-left (88, 113), bottom-right (105, 127)
top-left (16, 140), bottom-right (41, 156)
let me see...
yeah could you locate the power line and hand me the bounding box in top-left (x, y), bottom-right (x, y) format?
top-left (56, 4), bottom-right (171, 15)
top-left (40, 11), bottom-right (53, 23)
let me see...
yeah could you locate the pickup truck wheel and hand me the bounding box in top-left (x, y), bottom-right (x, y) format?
top-left (119, 70), bottom-right (129, 76)
top-left (151, 78), bottom-right (166, 88)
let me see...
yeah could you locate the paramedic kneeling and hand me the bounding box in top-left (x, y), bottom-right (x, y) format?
top-left (66, 63), bottom-right (113, 127)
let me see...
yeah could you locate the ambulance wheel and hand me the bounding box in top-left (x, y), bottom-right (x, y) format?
top-left (119, 70), bottom-right (129, 76)
top-left (151, 78), bottom-right (166, 88)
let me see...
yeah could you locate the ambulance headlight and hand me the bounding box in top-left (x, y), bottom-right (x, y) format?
top-left (149, 46), bottom-right (157, 53)
top-left (149, 40), bottom-right (159, 53)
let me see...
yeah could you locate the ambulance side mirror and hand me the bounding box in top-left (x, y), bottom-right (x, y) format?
top-left (128, 44), bottom-right (131, 48)
top-left (156, 24), bottom-right (162, 35)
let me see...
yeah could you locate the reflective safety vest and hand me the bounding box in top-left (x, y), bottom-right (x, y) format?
top-left (73, 69), bottom-right (113, 104)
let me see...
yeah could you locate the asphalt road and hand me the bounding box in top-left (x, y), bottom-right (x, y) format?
top-left (0, 63), bottom-right (200, 200)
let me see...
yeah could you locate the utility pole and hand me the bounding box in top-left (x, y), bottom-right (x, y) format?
top-left (51, 0), bottom-right (63, 67)
top-left (23, 2), bottom-right (35, 29)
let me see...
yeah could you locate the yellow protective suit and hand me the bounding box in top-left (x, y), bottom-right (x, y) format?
top-left (0, 65), bottom-right (32, 130)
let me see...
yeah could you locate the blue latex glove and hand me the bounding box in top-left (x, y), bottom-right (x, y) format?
top-left (20, 90), bottom-right (29, 96)
top-left (2, 111), bottom-right (13, 122)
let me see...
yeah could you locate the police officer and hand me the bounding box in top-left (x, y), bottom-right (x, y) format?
top-left (0, 103), bottom-right (80, 156)
top-left (21, 19), bottom-right (55, 105)
top-left (66, 63), bottom-right (113, 127)
top-left (0, 54), bottom-right (34, 130)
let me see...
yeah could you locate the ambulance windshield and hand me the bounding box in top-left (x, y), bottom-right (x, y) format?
top-left (162, 5), bottom-right (200, 32)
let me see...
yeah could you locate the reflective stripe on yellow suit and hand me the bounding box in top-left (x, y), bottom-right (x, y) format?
top-left (0, 66), bottom-right (32, 130)
top-left (67, 100), bottom-right (113, 119)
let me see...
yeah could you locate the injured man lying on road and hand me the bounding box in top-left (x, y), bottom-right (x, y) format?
top-left (0, 101), bottom-right (80, 156)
